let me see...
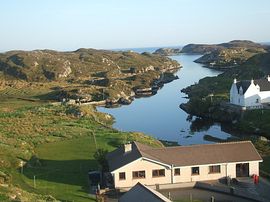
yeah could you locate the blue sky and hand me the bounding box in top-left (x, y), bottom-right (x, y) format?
top-left (1, 0), bottom-right (269, 51)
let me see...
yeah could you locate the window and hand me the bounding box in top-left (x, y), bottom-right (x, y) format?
top-left (209, 165), bottom-right (221, 174)
top-left (191, 167), bottom-right (200, 175)
top-left (256, 98), bottom-right (259, 103)
top-left (174, 168), bottom-right (180, 176)
top-left (119, 172), bottom-right (126, 180)
top-left (132, 171), bottom-right (145, 179)
top-left (152, 169), bottom-right (165, 177)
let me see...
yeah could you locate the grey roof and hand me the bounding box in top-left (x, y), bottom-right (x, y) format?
top-left (119, 182), bottom-right (172, 202)
top-left (106, 142), bottom-right (145, 172)
top-left (254, 79), bottom-right (270, 91)
top-left (236, 80), bottom-right (251, 94)
top-left (107, 141), bottom-right (262, 172)
top-left (236, 77), bottom-right (270, 94)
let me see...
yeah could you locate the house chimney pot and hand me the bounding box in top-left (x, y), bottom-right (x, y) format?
top-left (123, 142), bottom-right (132, 153)
top-left (233, 78), bottom-right (237, 84)
top-left (267, 75), bottom-right (270, 82)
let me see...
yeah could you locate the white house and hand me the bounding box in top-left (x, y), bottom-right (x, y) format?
top-left (106, 141), bottom-right (262, 190)
top-left (230, 76), bottom-right (270, 109)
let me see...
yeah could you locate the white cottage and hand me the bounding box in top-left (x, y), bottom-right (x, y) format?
top-left (230, 76), bottom-right (270, 109)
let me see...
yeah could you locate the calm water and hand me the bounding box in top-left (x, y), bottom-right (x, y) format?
top-left (98, 50), bottom-right (233, 145)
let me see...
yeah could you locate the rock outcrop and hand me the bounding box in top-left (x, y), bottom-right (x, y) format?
top-left (153, 48), bottom-right (181, 56)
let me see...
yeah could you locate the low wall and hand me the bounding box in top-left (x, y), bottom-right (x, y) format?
top-left (118, 182), bottom-right (196, 192)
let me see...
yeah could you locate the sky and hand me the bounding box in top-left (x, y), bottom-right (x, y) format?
top-left (0, 0), bottom-right (270, 51)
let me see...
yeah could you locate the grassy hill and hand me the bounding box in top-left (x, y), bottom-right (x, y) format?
top-left (0, 49), bottom-right (179, 82)
top-left (0, 49), bottom-right (180, 105)
top-left (180, 40), bottom-right (268, 68)
top-left (181, 40), bottom-right (267, 54)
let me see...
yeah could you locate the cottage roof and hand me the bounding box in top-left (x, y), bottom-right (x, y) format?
top-left (236, 80), bottom-right (251, 94)
top-left (254, 79), bottom-right (270, 91)
top-left (107, 141), bottom-right (262, 172)
top-left (119, 182), bottom-right (172, 202)
top-left (236, 77), bottom-right (270, 94)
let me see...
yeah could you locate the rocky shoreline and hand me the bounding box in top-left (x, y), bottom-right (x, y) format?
top-left (103, 70), bottom-right (180, 107)
top-left (62, 67), bottom-right (180, 108)
top-left (179, 101), bottom-right (241, 123)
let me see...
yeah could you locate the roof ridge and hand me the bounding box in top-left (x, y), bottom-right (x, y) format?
top-left (132, 141), bottom-right (144, 157)
top-left (137, 183), bottom-right (171, 202)
top-left (137, 140), bottom-right (252, 151)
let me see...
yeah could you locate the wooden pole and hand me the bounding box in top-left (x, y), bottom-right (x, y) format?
top-left (34, 175), bottom-right (36, 188)
top-left (92, 131), bottom-right (97, 150)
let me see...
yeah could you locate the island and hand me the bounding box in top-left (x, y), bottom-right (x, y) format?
top-left (153, 47), bottom-right (182, 56)
top-left (181, 40), bottom-right (268, 68)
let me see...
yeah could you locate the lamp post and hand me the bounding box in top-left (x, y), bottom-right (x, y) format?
top-left (20, 161), bottom-right (24, 174)
top-left (209, 93), bottom-right (214, 103)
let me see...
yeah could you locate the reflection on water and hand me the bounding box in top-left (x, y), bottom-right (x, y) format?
top-left (98, 53), bottom-right (234, 145)
top-left (189, 117), bottom-right (213, 133)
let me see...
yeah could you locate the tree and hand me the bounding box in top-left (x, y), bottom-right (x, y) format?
top-left (94, 149), bottom-right (109, 172)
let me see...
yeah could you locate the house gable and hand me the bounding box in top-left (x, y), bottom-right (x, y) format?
top-left (112, 157), bottom-right (170, 174)
top-left (119, 182), bottom-right (172, 202)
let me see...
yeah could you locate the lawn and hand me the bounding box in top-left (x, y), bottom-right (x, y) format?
top-left (22, 137), bottom-right (99, 202)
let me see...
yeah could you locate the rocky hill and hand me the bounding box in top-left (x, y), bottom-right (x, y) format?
top-left (0, 48), bottom-right (180, 106)
top-left (181, 40), bottom-right (268, 68)
top-left (181, 40), bottom-right (267, 54)
top-left (0, 49), bottom-right (178, 81)
top-left (181, 44), bottom-right (222, 54)
top-left (194, 47), bottom-right (267, 68)
top-left (153, 48), bottom-right (181, 56)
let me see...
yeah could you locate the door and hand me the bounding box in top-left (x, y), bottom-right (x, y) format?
top-left (236, 163), bottom-right (249, 177)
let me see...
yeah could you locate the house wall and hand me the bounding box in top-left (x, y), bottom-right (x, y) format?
top-left (113, 158), bottom-right (171, 189)
top-left (174, 163), bottom-right (232, 183)
top-left (230, 83), bottom-right (245, 106)
top-left (112, 160), bottom-right (261, 189)
top-left (259, 91), bottom-right (270, 103)
top-left (249, 161), bottom-right (259, 176)
top-left (244, 83), bottom-right (261, 107)
top-left (230, 83), bottom-right (239, 105)
top-left (227, 163), bottom-right (236, 178)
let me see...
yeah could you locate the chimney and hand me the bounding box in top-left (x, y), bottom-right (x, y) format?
top-left (123, 142), bottom-right (132, 153)
top-left (251, 79), bottom-right (254, 85)
top-left (267, 75), bottom-right (270, 82)
top-left (233, 78), bottom-right (237, 84)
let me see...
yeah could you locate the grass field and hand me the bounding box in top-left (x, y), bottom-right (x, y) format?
top-left (23, 137), bottom-right (99, 202)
